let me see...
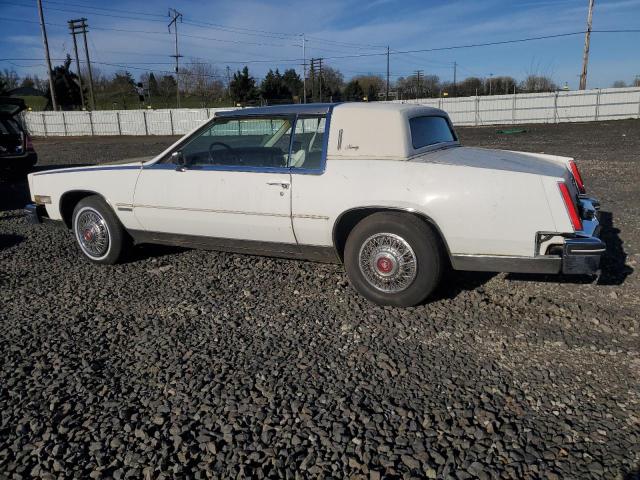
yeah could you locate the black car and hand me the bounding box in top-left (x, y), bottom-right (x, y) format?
top-left (0, 97), bottom-right (37, 173)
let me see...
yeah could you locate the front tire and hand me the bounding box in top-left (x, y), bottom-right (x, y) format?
top-left (344, 212), bottom-right (443, 307)
top-left (72, 195), bottom-right (129, 264)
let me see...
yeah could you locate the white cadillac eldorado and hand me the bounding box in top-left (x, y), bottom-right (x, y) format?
top-left (26, 103), bottom-right (604, 306)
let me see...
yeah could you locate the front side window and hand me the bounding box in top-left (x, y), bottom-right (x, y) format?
top-left (175, 116), bottom-right (293, 168)
top-left (290, 115), bottom-right (326, 170)
top-left (409, 116), bottom-right (456, 149)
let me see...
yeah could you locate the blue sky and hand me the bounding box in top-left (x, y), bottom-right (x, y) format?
top-left (1, 0), bottom-right (639, 89)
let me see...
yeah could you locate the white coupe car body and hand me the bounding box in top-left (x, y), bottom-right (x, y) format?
top-left (26, 103), bottom-right (604, 305)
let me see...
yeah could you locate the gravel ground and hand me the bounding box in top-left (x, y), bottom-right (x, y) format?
top-left (1, 120), bottom-right (638, 479)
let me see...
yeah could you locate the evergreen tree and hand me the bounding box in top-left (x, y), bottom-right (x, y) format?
top-left (45, 55), bottom-right (83, 110)
top-left (282, 69), bottom-right (303, 99)
top-left (230, 66), bottom-right (258, 104)
top-left (148, 72), bottom-right (160, 98)
top-left (260, 69), bottom-right (288, 102)
top-left (343, 80), bottom-right (364, 101)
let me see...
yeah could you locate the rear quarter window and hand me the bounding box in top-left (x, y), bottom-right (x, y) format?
top-left (409, 116), bottom-right (456, 149)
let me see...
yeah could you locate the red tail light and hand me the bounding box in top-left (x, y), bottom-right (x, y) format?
top-left (558, 182), bottom-right (582, 231)
top-left (568, 160), bottom-right (586, 194)
top-left (26, 134), bottom-right (34, 151)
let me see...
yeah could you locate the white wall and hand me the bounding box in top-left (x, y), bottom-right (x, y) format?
top-left (23, 87), bottom-right (640, 137)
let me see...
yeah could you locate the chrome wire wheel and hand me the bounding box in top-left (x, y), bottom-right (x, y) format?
top-left (74, 207), bottom-right (111, 259)
top-left (358, 232), bottom-right (417, 293)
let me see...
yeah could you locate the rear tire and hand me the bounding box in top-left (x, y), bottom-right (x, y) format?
top-left (72, 195), bottom-right (130, 264)
top-left (344, 212), bottom-right (443, 307)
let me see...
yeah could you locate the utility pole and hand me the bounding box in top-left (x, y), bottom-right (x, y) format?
top-left (302, 34), bottom-right (306, 104)
top-left (69, 18), bottom-right (95, 109)
top-left (168, 8), bottom-right (183, 108)
top-left (488, 73), bottom-right (494, 95)
top-left (310, 58), bottom-right (323, 103)
top-left (386, 46), bottom-right (390, 101)
top-left (453, 61), bottom-right (457, 97)
top-left (414, 70), bottom-right (423, 99)
top-left (226, 65), bottom-right (231, 98)
top-left (80, 19), bottom-right (95, 109)
top-left (318, 58), bottom-right (323, 102)
top-left (579, 0), bottom-right (595, 90)
top-left (37, 0), bottom-right (58, 110)
top-left (68, 20), bottom-right (84, 110)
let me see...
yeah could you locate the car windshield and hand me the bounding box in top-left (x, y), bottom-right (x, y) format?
top-left (409, 116), bottom-right (456, 149)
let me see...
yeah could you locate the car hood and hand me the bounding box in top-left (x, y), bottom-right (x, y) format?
top-left (103, 156), bottom-right (154, 165)
top-left (413, 146), bottom-right (567, 178)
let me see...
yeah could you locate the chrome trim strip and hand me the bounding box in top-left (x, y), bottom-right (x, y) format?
top-left (451, 254), bottom-right (562, 274)
top-left (133, 204), bottom-right (290, 218)
top-left (33, 165), bottom-right (141, 176)
top-left (130, 203), bottom-right (328, 220)
top-left (294, 213), bottom-right (329, 220)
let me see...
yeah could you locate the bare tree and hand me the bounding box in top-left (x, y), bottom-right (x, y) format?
top-left (1, 69), bottom-right (20, 90)
top-left (181, 61), bottom-right (224, 106)
top-left (611, 80), bottom-right (627, 88)
top-left (396, 74), bottom-right (441, 99)
top-left (520, 75), bottom-right (558, 93)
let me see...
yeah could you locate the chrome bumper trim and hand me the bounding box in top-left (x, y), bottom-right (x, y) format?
top-left (561, 197), bottom-right (605, 275)
top-left (451, 254), bottom-right (561, 274)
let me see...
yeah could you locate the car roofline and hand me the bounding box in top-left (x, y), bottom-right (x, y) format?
top-left (215, 103), bottom-right (337, 118)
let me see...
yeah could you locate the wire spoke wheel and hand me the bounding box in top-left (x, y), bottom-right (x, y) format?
top-left (75, 207), bottom-right (110, 259)
top-left (358, 232), bottom-right (417, 293)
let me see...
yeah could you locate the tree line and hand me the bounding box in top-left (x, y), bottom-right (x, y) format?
top-left (2, 60), bottom-right (639, 111)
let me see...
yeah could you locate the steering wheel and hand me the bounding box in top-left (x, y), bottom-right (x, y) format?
top-left (208, 141), bottom-right (238, 164)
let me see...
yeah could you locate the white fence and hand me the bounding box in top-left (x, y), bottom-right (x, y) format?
top-left (23, 87), bottom-right (640, 137)
top-left (394, 86), bottom-right (640, 126)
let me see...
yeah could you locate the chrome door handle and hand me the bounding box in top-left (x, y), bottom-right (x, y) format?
top-left (266, 181), bottom-right (290, 189)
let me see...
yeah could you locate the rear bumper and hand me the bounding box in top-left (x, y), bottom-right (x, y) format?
top-left (561, 196), bottom-right (605, 274)
top-left (1, 151), bottom-right (37, 169)
top-left (451, 196), bottom-right (605, 276)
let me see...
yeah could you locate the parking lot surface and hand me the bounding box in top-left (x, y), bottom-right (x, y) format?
top-left (1, 120), bottom-right (638, 479)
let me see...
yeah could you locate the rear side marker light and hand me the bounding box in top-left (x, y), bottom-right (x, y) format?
top-left (558, 182), bottom-right (582, 232)
top-left (568, 160), bottom-right (586, 194)
top-left (34, 195), bottom-right (51, 205)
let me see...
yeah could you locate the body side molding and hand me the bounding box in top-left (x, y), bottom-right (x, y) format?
top-left (128, 230), bottom-right (340, 264)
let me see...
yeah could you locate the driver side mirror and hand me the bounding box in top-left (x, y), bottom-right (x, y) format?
top-left (172, 150), bottom-right (187, 172)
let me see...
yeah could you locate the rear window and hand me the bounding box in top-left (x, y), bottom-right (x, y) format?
top-left (409, 116), bottom-right (455, 149)
top-left (0, 118), bottom-right (21, 135)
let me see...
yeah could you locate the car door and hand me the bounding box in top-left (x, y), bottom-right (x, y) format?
top-left (133, 115), bottom-right (296, 244)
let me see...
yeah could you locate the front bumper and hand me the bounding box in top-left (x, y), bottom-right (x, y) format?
top-left (561, 196), bottom-right (605, 275)
top-left (25, 203), bottom-right (49, 225)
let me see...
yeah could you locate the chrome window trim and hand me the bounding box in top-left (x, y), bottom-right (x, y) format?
top-left (145, 106), bottom-right (333, 176)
